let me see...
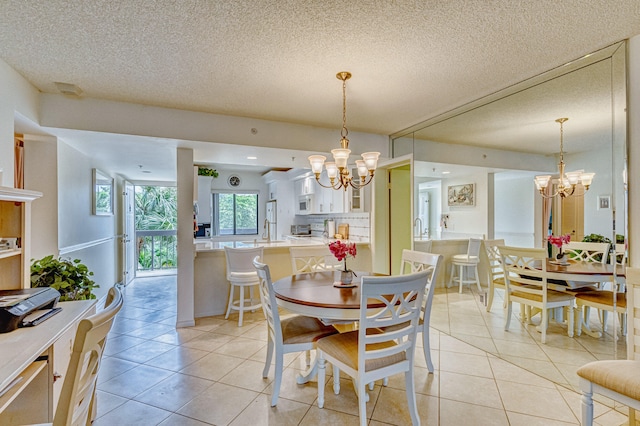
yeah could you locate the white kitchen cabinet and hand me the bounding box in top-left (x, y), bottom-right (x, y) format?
top-left (347, 168), bottom-right (365, 212)
top-left (196, 176), bottom-right (212, 224)
top-left (294, 175), bottom-right (314, 196)
top-left (268, 181), bottom-right (277, 201)
top-left (310, 173), bottom-right (346, 214)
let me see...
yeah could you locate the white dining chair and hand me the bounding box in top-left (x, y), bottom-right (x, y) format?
top-left (316, 271), bottom-right (429, 426)
top-left (252, 257), bottom-right (338, 407)
top-left (500, 246), bottom-right (574, 344)
top-left (289, 246), bottom-right (339, 273)
top-left (577, 360), bottom-right (640, 426)
top-left (399, 249), bottom-right (442, 373)
top-left (35, 287), bottom-right (123, 426)
top-left (563, 241), bottom-right (610, 264)
top-left (224, 246), bottom-right (264, 327)
top-left (448, 238), bottom-right (482, 293)
top-left (483, 239), bottom-right (506, 312)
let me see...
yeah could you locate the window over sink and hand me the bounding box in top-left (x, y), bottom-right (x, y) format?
top-left (212, 192), bottom-right (258, 236)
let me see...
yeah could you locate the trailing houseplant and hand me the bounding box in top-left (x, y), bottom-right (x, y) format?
top-left (197, 166), bottom-right (219, 177)
top-left (31, 255), bottom-right (99, 301)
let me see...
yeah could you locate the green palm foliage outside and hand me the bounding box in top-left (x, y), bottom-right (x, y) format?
top-left (135, 186), bottom-right (177, 270)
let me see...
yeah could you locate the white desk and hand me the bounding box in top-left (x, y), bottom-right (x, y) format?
top-left (0, 300), bottom-right (96, 424)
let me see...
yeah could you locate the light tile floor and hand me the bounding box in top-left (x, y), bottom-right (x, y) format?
top-left (94, 275), bottom-right (632, 425)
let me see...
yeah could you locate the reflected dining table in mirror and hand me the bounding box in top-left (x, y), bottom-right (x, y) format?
top-left (545, 259), bottom-right (626, 289)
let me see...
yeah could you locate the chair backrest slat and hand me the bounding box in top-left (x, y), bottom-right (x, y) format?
top-left (399, 249), bottom-right (442, 321)
top-left (358, 271), bottom-right (429, 370)
top-left (484, 239), bottom-right (506, 284)
top-left (499, 246), bottom-right (549, 296)
top-left (563, 241), bottom-right (610, 264)
top-left (290, 246), bottom-right (339, 273)
top-left (53, 287), bottom-right (123, 426)
top-left (225, 247), bottom-right (264, 276)
top-left (253, 257), bottom-right (282, 343)
top-left (467, 238), bottom-right (483, 257)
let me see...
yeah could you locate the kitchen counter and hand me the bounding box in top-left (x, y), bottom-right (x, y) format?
top-left (193, 238), bottom-right (371, 318)
top-left (195, 237), bottom-right (368, 252)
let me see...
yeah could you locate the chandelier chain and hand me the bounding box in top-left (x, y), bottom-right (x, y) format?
top-left (340, 74), bottom-right (348, 139)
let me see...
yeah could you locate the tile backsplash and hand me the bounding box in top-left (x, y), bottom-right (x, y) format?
top-left (305, 213), bottom-right (370, 242)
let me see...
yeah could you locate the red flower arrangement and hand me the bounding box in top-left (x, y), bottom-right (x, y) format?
top-left (329, 240), bottom-right (357, 272)
top-left (548, 234), bottom-right (570, 259)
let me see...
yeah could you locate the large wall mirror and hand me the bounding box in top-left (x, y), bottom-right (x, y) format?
top-left (391, 41), bottom-right (627, 392)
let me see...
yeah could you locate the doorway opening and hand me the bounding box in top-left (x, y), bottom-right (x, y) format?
top-left (127, 185), bottom-right (178, 279)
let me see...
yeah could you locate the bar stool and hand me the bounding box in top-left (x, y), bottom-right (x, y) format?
top-left (224, 246), bottom-right (264, 326)
top-left (448, 238), bottom-right (482, 293)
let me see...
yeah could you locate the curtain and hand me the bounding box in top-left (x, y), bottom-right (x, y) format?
top-left (14, 135), bottom-right (24, 189)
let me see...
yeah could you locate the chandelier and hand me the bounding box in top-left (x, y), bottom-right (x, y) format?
top-left (308, 72), bottom-right (380, 191)
top-left (534, 118), bottom-right (595, 198)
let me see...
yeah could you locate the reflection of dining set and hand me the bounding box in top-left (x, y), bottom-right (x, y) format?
top-left (222, 238), bottom-right (637, 425)
top-left (483, 240), bottom-right (626, 343)
top-left (223, 245), bottom-right (442, 425)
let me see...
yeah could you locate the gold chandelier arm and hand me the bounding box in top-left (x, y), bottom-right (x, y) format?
top-left (313, 175), bottom-right (343, 190)
top-left (349, 173), bottom-right (374, 190)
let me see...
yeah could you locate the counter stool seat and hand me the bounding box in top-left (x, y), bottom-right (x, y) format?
top-left (224, 247), bottom-right (264, 327)
top-left (448, 238), bottom-right (483, 293)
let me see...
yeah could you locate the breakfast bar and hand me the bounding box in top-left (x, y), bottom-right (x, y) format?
top-left (193, 239), bottom-right (372, 318)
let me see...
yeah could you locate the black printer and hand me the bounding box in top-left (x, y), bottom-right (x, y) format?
top-left (0, 287), bottom-right (61, 333)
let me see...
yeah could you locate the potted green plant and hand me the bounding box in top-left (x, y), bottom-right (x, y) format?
top-left (30, 255), bottom-right (99, 301)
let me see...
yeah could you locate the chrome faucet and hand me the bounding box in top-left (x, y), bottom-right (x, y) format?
top-left (263, 218), bottom-right (271, 243)
top-left (414, 218), bottom-right (423, 240)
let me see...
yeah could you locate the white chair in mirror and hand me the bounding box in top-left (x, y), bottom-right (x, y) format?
top-left (483, 239), bottom-right (506, 312)
top-left (448, 238), bottom-right (483, 293)
top-left (500, 246), bottom-right (575, 344)
top-left (563, 241), bottom-right (610, 264)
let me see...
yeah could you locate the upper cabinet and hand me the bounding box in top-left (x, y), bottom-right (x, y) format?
top-left (294, 175), bottom-right (314, 196)
top-left (0, 186), bottom-right (43, 291)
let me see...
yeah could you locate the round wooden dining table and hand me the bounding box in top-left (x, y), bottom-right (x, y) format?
top-left (545, 259), bottom-right (625, 289)
top-left (272, 270), bottom-right (384, 320)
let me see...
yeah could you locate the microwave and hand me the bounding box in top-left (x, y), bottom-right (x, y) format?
top-left (297, 195), bottom-right (313, 215)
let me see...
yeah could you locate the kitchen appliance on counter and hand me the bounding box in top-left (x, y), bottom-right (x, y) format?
top-left (310, 222), bottom-right (325, 238)
top-left (325, 219), bottom-right (335, 238)
top-left (290, 224), bottom-right (311, 236)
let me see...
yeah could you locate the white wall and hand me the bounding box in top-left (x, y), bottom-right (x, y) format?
top-left (0, 58), bottom-right (40, 187)
top-left (494, 174), bottom-right (535, 247)
top-left (24, 135), bottom-right (59, 260)
top-left (56, 140), bottom-right (117, 300)
top-left (440, 172), bottom-right (488, 238)
top-left (568, 147), bottom-right (623, 240)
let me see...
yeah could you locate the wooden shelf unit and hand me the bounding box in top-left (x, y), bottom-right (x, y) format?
top-left (0, 186), bottom-right (42, 291)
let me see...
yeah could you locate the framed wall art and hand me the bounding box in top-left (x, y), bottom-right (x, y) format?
top-left (447, 183), bottom-right (475, 206)
top-left (597, 194), bottom-right (611, 210)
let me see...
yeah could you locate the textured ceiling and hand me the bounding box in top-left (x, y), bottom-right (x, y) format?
top-left (1, 1), bottom-right (639, 180)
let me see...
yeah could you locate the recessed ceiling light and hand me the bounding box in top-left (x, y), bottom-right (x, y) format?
top-left (247, 156), bottom-right (257, 160)
top-left (442, 171), bottom-right (451, 174)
